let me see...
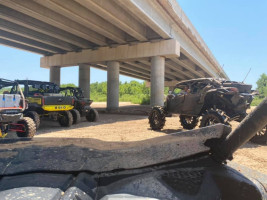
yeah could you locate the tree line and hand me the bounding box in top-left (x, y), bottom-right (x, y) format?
top-left (62, 73), bottom-right (267, 105)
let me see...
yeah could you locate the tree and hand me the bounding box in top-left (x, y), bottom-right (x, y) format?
top-left (256, 73), bottom-right (267, 97)
top-left (60, 83), bottom-right (77, 88)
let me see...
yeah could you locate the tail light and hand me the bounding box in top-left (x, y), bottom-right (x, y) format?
top-left (72, 98), bottom-right (75, 105)
top-left (42, 97), bottom-right (45, 105)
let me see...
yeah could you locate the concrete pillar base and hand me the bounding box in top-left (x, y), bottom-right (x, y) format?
top-left (150, 56), bottom-right (165, 106)
top-left (79, 65), bottom-right (90, 99)
top-left (107, 61), bottom-right (120, 111)
top-left (49, 66), bottom-right (61, 86)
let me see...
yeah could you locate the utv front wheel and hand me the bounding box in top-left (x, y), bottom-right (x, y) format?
top-left (58, 111), bottom-right (73, 127)
top-left (25, 111), bottom-right (40, 129)
top-left (200, 109), bottom-right (229, 128)
top-left (180, 115), bottom-right (199, 130)
top-left (86, 108), bottom-right (99, 122)
top-left (148, 106), bottom-right (166, 130)
top-left (250, 126), bottom-right (267, 144)
top-left (70, 109), bottom-right (81, 124)
top-left (16, 117), bottom-right (36, 138)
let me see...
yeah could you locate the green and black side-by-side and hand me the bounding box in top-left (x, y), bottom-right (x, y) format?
top-left (60, 87), bottom-right (99, 122)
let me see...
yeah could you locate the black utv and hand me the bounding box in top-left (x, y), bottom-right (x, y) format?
top-left (149, 78), bottom-right (254, 129)
top-left (60, 87), bottom-right (99, 122)
top-left (13, 80), bottom-right (77, 129)
top-left (0, 79), bottom-right (36, 138)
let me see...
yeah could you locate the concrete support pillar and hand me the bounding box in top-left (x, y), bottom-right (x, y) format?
top-left (107, 61), bottom-right (120, 111)
top-left (79, 65), bottom-right (90, 99)
top-left (150, 56), bottom-right (165, 106)
top-left (49, 66), bottom-right (61, 86)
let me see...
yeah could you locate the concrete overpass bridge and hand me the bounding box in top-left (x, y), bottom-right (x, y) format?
top-left (0, 0), bottom-right (229, 110)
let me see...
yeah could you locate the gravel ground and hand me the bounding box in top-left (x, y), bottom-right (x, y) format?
top-left (34, 103), bottom-right (267, 175)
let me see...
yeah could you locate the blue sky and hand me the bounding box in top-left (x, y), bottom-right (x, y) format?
top-left (0, 0), bottom-right (266, 88)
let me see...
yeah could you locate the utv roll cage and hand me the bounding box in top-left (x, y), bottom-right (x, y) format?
top-left (15, 80), bottom-right (60, 95)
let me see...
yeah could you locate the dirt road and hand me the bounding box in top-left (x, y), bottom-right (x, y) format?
top-left (35, 111), bottom-right (267, 175)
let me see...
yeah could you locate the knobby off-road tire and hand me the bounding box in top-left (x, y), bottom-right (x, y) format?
top-left (148, 106), bottom-right (166, 130)
top-left (58, 111), bottom-right (73, 127)
top-left (16, 117), bottom-right (36, 138)
top-left (200, 109), bottom-right (230, 128)
top-left (250, 125), bottom-right (267, 144)
top-left (25, 111), bottom-right (40, 129)
top-left (86, 108), bottom-right (99, 122)
top-left (180, 115), bottom-right (199, 130)
top-left (70, 109), bottom-right (81, 124)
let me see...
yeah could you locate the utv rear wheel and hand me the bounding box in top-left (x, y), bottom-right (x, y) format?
top-left (148, 106), bottom-right (166, 130)
top-left (86, 108), bottom-right (99, 122)
top-left (16, 117), bottom-right (36, 138)
top-left (25, 111), bottom-right (40, 129)
top-left (58, 111), bottom-right (73, 127)
top-left (180, 115), bottom-right (199, 130)
top-left (200, 109), bottom-right (229, 128)
top-left (70, 109), bottom-right (81, 124)
top-left (250, 126), bottom-right (267, 144)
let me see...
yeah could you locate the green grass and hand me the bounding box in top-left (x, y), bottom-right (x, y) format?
top-left (251, 97), bottom-right (265, 106)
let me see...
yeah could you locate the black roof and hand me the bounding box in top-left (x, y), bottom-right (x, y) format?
top-left (15, 80), bottom-right (58, 86)
top-left (0, 78), bottom-right (17, 88)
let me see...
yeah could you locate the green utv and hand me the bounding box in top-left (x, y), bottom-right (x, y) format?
top-left (0, 79), bottom-right (36, 138)
top-left (60, 87), bottom-right (99, 122)
top-left (13, 80), bottom-right (78, 129)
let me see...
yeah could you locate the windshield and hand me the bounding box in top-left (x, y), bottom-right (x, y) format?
top-left (21, 82), bottom-right (60, 96)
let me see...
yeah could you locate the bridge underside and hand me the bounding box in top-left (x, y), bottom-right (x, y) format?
top-left (0, 0), bottom-right (229, 108)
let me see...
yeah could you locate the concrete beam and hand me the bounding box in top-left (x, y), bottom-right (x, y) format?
top-left (171, 57), bottom-right (205, 78)
top-left (107, 61), bottom-right (120, 111)
top-left (0, 0), bottom-right (106, 46)
top-left (91, 64), bottom-right (149, 81)
top-left (116, 0), bottom-right (170, 39)
top-left (0, 5), bottom-right (87, 50)
top-left (36, 0), bottom-right (126, 44)
top-left (164, 65), bottom-right (187, 80)
top-left (75, 0), bottom-right (147, 41)
top-left (0, 29), bottom-right (65, 54)
top-left (121, 63), bottom-right (150, 77)
top-left (79, 65), bottom-right (90, 99)
top-left (120, 72), bottom-right (149, 81)
top-left (150, 56), bottom-right (165, 106)
top-left (0, 19), bottom-right (79, 52)
top-left (49, 66), bottom-right (61, 85)
top-left (0, 38), bottom-right (50, 55)
top-left (138, 60), bottom-right (179, 81)
top-left (41, 39), bottom-right (180, 68)
top-left (120, 66), bottom-right (150, 81)
top-left (165, 60), bottom-right (195, 79)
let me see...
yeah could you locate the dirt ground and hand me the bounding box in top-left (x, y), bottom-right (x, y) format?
top-left (33, 103), bottom-right (267, 175)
